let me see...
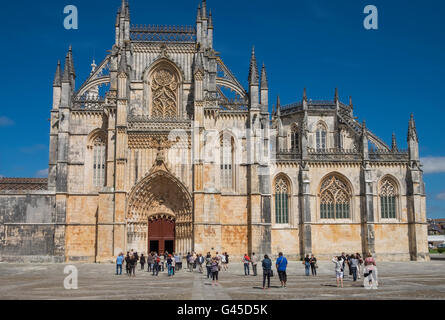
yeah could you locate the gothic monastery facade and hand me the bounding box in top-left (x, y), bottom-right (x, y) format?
top-left (0, 1), bottom-right (428, 262)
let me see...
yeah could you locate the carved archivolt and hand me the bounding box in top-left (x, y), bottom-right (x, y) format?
top-left (151, 68), bottom-right (178, 118)
top-left (127, 169), bottom-right (193, 239)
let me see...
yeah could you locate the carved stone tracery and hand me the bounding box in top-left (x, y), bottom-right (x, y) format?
top-left (151, 68), bottom-right (178, 118)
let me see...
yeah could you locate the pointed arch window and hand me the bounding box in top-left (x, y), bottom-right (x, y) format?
top-left (316, 124), bottom-right (327, 151)
top-left (380, 178), bottom-right (398, 219)
top-left (151, 68), bottom-right (179, 119)
top-left (320, 176), bottom-right (351, 219)
top-left (220, 135), bottom-right (234, 190)
top-left (275, 177), bottom-right (290, 224)
top-left (93, 137), bottom-right (106, 187)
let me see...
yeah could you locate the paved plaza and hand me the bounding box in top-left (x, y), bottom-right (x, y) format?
top-left (0, 260), bottom-right (444, 300)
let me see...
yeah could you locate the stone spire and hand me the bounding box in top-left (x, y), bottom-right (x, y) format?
top-left (248, 46), bottom-right (259, 85)
top-left (408, 113), bottom-right (418, 142)
top-left (276, 95), bottom-right (281, 117)
top-left (260, 63), bottom-right (268, 89)
top-left (349, 96), bottom-right (353, 108)
top-left (361, 120), bottom-right (369, 160)
top-left (201, 0), bottom-right (207, 19)
top-left (334, 87), bottom-right (339, 102)
top-left (197, 4), bottom-right (202, 22)
top-left (208, 10), bottom-right (213, 29)
top-left (303, 88), bottom-right (308, 102)
top-left (53, 60), bottom-right (62, 87)
top-left (62, 53), bottom-right (71, 83)
top-left (391, 132), bottom-right (398, 151)
top-left (68, 45), bottom-right (76, 79)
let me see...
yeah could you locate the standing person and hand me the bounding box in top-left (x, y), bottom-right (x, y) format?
top-left (345, 254), bottom-right (351, 278)
top-left (160, 253), bottom-right (165, 272)
top-left (350, 254), bottom-right (359, 282)
top-left (303, 254), bottom-right (311, 276)
top-left (188, 253), bottom-right (195, 273)
top-left (276, 252), bottom-right (288, 288)
top-left (309, 254), bottom-right (317, 277)
top-left (225, 252), bottom-right (230, 270)
top-left (205, 252), bottom-right (212, 279)
top-left (211, 257), bottom-right (220, 286)
top-left (167, 254), bottom-right (174, 277)
top-left (356, 253), bottom-right (363, 279)
top-left (198, 254), bottom-right (204, 273)
top-left (116, 253), bottom-right (124, 275)
top-left (125, 252), bottom-right (131, 275)
top-left (364, 253), bottom-right (378, 289)
top-left (186, 252), bottom-right (191, 271)
top-left (220, 252), bottom-right (227, 271)
top-left (242, 253), bottom-right (251, 276)
top-left (332, 256), bottom-right (344, 288)
top-left (147, 252), bottom-right (153, 272)
top-left (251, 253), bottom-right (258, 276)
top-left (140, 254), bottom-right (146, 271)
top-left (152, 254), bottom-right (160, 276)
top-left (174, 253), bottom-right (181, 272)
top-left (171, 255), bottom-right (176, 276)
top-left (262, 255), bottom-right (272, 290)
top-left (129, 254), bottom-right (136, 277)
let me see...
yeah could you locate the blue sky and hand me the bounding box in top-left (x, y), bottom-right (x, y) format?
top-left (0, 0), bottom-right (444, 218)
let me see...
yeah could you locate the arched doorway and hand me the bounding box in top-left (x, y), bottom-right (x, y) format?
top-left (148, 216), bottom-right (175, 254)
top-left (126, 165), bottom-right (193, 255)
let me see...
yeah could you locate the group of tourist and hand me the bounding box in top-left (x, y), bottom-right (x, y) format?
top-left (116, 250), bottom-right (184, 277)
top-left (116, 250), bottom-right (379, 290)
top-left (331, 252), bottom-right (378, 289)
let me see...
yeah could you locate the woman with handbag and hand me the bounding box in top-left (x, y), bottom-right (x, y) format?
top-left (211, 257), bottom-right (220, 287)
top-left (262, 255), bottom-right (272, 290)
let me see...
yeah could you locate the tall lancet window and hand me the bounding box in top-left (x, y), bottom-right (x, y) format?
top-left (93, 137), bottom-right (106, 187)
top-left (291, 125), bottom-right (300, 152)
top-left (320, 175), bottom-right (351, 219)
top-left (316, 123), bottom-right (327, 151)
top-left (380, 178), bottom-right (398, 219)
top-left (151, 68), bottom-right (179, 119)
top-left (275, 176), bottom-right (290, 224)
top-left (220, 136), bottom-right (234, 190)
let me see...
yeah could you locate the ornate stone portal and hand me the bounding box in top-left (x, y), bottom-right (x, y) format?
top-left (126, 153), bottom-right (193, 254)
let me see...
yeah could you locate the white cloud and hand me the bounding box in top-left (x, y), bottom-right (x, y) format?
top-left (35, 169), bottom-right (48, 178)
top-left (437, 192), bottom-right (445, 201)
top-left (0, 116), bottom-right (14, 127)
top-left (421, 157), bottom-right (445, 174)
top-left (0, 174), bottom-right (4, 178)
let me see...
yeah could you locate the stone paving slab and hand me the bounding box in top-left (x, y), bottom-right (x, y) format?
top-left (0, 261), bottom-right (444, 300)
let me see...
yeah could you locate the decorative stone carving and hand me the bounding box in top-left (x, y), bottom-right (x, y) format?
top-left (151, 68), bottom-right (178, 118)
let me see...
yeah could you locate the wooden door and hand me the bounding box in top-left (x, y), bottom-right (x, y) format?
top-left (148, 218), bottom-right (175, 255)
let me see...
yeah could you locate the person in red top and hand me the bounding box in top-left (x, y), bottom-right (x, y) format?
top-left (242, 254), bottom-right (251, 276)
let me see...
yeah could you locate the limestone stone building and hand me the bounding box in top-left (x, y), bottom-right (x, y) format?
top-left (0, 0), bottom-right (428, 262)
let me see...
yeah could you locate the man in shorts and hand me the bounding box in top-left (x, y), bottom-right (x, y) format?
top-left (275, 252), bottom-right (288, 288)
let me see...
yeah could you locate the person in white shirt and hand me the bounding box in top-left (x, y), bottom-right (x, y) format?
top-left (251, 253), bottom-right (259, 276)
top-left (332, 256), bottom-right (344, 288)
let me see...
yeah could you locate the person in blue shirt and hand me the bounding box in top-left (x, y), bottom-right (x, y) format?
top-left (275, 252), bottom-right (288, 288)
top-left (116, 253), bottom-right (124, 275)
top-left (262, 255), bottom-right (272, 289)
